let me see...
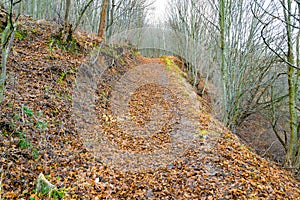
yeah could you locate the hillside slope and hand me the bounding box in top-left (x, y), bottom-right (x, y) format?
top-left (0, 18), bottom-right (299, 199)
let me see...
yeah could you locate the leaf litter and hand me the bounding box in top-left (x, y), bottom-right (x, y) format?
top-left (0, 17), bottom-right (299, 199)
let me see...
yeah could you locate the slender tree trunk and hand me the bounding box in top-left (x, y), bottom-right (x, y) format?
top-left (92, 0), bottom-right (99, 32)
top-left (0, 3), bottom-right (16, 103)
top-left (106, 0), bottom-right (110, 31)
top-left (108, 0), bottom-right (115, 39)
top-left (64, 0), bottom-right (71, 28)
top-left (294, 2), bottom-right (300, 169)
top-left (219, 0), bottom-right (229, 125)
top-left (36, 0), bottom-right (41, 18)
top-left (283, 0), bottom-right (298, 167)
top-left (73, 0), bottom-right (94, 32)
top-left (98, 0), bottom-right (108, 39)
top-left (31, 0), bottom-right (35, 18)
top-left (62, 0), bottom-right (72, 42)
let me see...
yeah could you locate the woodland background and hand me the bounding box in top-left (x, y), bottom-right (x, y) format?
top-left (0, 0), bottom-right (300, 196)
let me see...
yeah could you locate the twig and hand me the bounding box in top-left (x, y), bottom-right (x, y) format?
top-left (0, 166), bottom-right (3, 200)
top-left (261, 22), bottom-right (300, 71)
top-left (21, 104), bottom-right (25, 124)
top-left (262, 140), bottom-right (277, 157)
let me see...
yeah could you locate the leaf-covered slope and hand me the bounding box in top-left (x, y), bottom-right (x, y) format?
top-left (0, 18), bottom-right (299, 199)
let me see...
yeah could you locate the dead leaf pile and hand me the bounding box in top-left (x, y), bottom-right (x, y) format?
top-left (0, 18), bottom-right (299, 199)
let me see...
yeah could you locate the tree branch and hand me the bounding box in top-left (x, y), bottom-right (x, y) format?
top-left (261, 22), bottom-right (300, 70)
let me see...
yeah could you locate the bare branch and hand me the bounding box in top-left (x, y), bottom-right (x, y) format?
top-left (261, 22), bottom-right (300, 70)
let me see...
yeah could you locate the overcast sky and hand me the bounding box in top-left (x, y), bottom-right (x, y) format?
top-left (148, 0), bottom-right (169, 24)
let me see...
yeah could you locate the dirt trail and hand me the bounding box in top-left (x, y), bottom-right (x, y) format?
top-left (74, 57), bottom-right (224, 173)
top-left (74, 56), bottom-right (300, 198)
top-left (106, 63), bottom-right (223, 171)
top-left (0, 18), bottom-right (299, 198)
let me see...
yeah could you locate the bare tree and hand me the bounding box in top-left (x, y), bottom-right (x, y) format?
top-left (167, 1), bottom-right (300, 171)
top-left (253, 0), bottom-right (300, 168)
top-left (64, 0), bottom-right (71, 28)
top-left (17, 0), bottom-right (150, 41)
top-left (98, 0), bottom-right (108, 39)
top-left (108, 0), bottom-right (151, 37)
top-left (167, 0), bottom-right (279, 130)
top-left (0, 0), bottom-right (21, 103)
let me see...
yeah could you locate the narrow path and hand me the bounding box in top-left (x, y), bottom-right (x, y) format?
top-left (72, 59), bottom-right (300, 199)
top-left (74, 59), bottom-right (225, 173)
top-left (106, 63), bottom-right (220, 172)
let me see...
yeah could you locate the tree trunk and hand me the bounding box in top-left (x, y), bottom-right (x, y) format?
top-left (294, 1), bottom-right (300, 169)
top-left (31, 0), bottom-right (35, 18)
top-left (73, 0), bottom-right (94, 32)
top-left (219, 0), bottom-right (229, 126)
top-left (283, 0), bottom-right (299, 167)
top-left (0, 4), bottom-right (16, 103)
top-left (98, 0), bottom-right (108, 39)
top-left (63, 0), bottom-right (72, 42)
top-left (64, 0), bottom-right (71, 28)
top-left (108, 0), bottom-right (115, 39)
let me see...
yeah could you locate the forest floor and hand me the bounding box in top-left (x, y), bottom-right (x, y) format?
top-left (0, 17), bottom-right (300, 199)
